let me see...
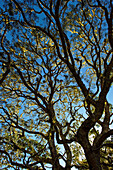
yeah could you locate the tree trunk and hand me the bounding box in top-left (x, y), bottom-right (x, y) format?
top-left (77, 129), bottom-right (102, 170)
top-left (84, 150), bottom-right (102, 170)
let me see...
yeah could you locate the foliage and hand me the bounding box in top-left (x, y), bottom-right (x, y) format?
top-left (0, 0), bottom-right (113, 169)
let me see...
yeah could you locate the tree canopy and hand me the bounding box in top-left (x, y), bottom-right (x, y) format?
top-left (0, 0), bottom-right (113, 169)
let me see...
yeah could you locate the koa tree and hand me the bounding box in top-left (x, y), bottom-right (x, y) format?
top-left (0, 0), bottom-right (113, 169)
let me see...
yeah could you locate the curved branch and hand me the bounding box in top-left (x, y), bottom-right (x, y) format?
top-left (1, 107), bottom-right (48, 139)
top-left (0, 150), bottom-right (27, 169)
top-left (94, 129), bottom-right (113, 149)
top-left (0, 29), bottom-right (10, 85)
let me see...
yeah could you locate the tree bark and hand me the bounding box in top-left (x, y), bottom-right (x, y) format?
top-left (77, 128), bottom-right (102, 170)
top-left (84, 150), bottom-right (102, 170)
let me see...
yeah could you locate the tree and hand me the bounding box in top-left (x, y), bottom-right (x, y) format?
top-left (0, 0), bottom-right (113, 169)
